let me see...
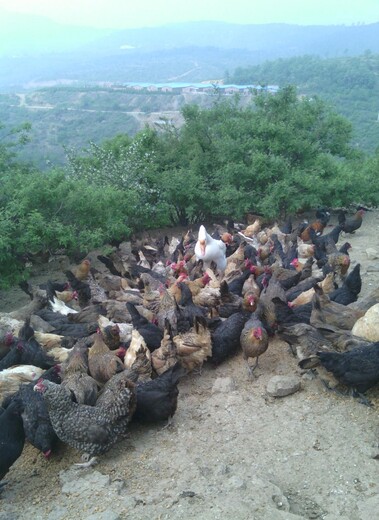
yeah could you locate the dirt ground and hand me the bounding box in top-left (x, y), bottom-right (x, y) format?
top-left (1, 210), bottom-right (379, 520)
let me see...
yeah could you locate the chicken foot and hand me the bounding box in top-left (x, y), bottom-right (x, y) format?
top-left (320, 379), bottom-right (373, 407)
top-left (74, 454), bottom-right (99, 469)
top-left (161, 415), bottom-right (174, 430)
top-left (246, 357), bottom-right (259, 378)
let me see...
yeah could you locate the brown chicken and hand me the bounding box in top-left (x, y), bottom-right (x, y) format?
top-left (299, 217), bottom-right (328, 242)
top-left (167, 273), bottom-right (188, 304)
top-left (101, 324), bottom-right (121, 351)
top-left (55, 290), bottom-right (79, 304)
top-left (184, 273), bottom-right (212, 298)
top-left (156, 286), bottom-right (178, 332)
top-left (310, 289), bottom-right (364, 331)
top-left (123, 329), bottom-right (152, 381)
top-left (141, 274), bottom-right (162, 312)
top-left (34, 331), bottom-right (75, 351)
top-left (297, 240), bottom-right (316, 260)
top-left (193, 285), bottom-right (221, 308)
top-left (241, 219), bottom-right (262, 237)
top-left (278, 322), bottom-right (334, 361)
top-left (88, 329), bottom-right (124, 385)
top-left (240, 315), bottom-right (269, 375)
top-left (174, 316), bottom-right (212, 372)
top-left (151, 319), bottom-right (178, 375)
top-left (289, 273), bottom-right (335, 307)
top-left (61, 347), bottom-right (98, 405)
top-left (223, 242), bottom-right (246, 278)
top-left (325, 245), bottom-right (351, 280)
top-left (257, 276), bottom-right (287, 331)
top-left (72, 259), bottom-right (91, 281)
top-left (242, 274), bottom-right (261, 298)
top-left (310, 322), bottom-right (373, 353)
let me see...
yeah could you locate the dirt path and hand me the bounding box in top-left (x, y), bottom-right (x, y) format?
top-left (1, 211), bottom-right (379, 520)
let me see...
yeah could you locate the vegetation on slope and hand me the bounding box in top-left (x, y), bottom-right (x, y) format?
top-left (1, 86), bottom-right (378, 287)
top-left (230, 53), bottom-right (379, 154)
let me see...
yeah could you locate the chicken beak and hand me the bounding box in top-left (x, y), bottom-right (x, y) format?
top-left (199, 239), bottom-right (206, 256)
top-left (43, 449), bottom-right (52, 459)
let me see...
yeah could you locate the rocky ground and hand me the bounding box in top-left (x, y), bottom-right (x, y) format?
top-left (1, 210), bottom-right (379, 520)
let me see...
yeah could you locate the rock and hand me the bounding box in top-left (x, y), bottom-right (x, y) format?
top-left (351, 303), bottom-right (379, 341)
top-left (60, 469), bottom-right (111, 495)
top-left (227, 475), bottom-right (247, 490)
top-left (211, 377), bottom-right (236, 393)
top-left (367, 263), bottom-right (379, 273)
top-left (46, 507), bottom-right (70, 520)
top-left (266, 376), bottom-right (301, 397)
top-left (85, 511), bottom-right (120, 520)
top-left (366, 248), bottom-right (379, 260)
top-left (357, 494), bottom-right (379, 520)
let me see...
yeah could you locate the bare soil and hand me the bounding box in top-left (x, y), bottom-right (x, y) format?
top-left (1, 211), bottom-right (379, 520)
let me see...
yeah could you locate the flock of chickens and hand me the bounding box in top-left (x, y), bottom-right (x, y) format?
top-left (1, 206), bottom-right (379, 490)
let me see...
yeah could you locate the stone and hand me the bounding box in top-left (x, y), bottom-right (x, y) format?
top-left (46, 507), bottom-right (70, 520)
top-left (366, 248), bottom-right (379, 260)
top-left (266, 376), bottom-right (301, 397)
top-left (367, 263), bottom-right (379, 272)
top-left (357, 494), bottom-right (379, 520)
top-left (352, 303), bottom-right (379, 341)
top-left (228, 475), bottom-right (247, 490)
top-left (212, 377), bottom-right (236, 393)
top-left (85, 511), bottom-right (120, 520)
top-left (60, 469), bottom-right (111, 496)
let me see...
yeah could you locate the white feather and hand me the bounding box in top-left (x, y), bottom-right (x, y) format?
top-left (194, 225), bottom-right (227, 271)
top-left (50, 296), bottom-right (78, 315)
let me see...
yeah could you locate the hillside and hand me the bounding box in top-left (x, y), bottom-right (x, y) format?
top-left (0, 20), bottom-right (379, 89)
top-left (2, 48), bottom-right (379, 170)
top-left (0, 87), bottom-right (238, 169)
top-left (230, 54), bottom-right (379, 154)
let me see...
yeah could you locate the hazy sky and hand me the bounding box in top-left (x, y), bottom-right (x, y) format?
top-left (0, 0), bottom-right (378, 28)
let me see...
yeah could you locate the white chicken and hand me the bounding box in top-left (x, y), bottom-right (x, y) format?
top-left (194, 225), bottom-right (232, 273)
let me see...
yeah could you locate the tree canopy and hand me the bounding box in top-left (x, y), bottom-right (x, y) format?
top-left (0, 85), bottom-right (377, 287)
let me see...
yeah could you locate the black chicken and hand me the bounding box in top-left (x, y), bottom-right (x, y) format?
top-left (310, 225), bottom-right (343, 250)
top-left (64, 271), bottom-right (92, 307)
top-left (227, 269), bottom-right (254, 296)
top-left (177, 282), bottom-right (208, 322)
top-left (126, 302), bottom-right (163, 352)
top-left (271, 297), bottom-right (312, 326)
top-left (133, 362), bottom-right (187, 425)
top-left (329, 263), bottom-right (361, 305)
top-left (0, 398), bottom-right (25, 490)
top-left (300, 342), bottom-right (379, 396)
top-left (35, 308), bottom-right (97, 338)
top-left (210, 310), bottom-right (251, 365)
top-left (3, 366), bottom-right (61, 458)
top-left (0, 332), bottom-right (55, 372)
top-left (338, 209), bottom-right (365, 234)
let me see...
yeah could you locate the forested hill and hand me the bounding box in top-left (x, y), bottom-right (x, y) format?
top-left (230, 53), bottom-right (379, 154)
top-left (1, 20), bottom-right (379, 88)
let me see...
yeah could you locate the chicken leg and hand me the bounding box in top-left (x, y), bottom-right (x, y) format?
top-left (320, 379), bottom-right (373, 407)
top-left (74, 454), bottom-right (99, 469)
